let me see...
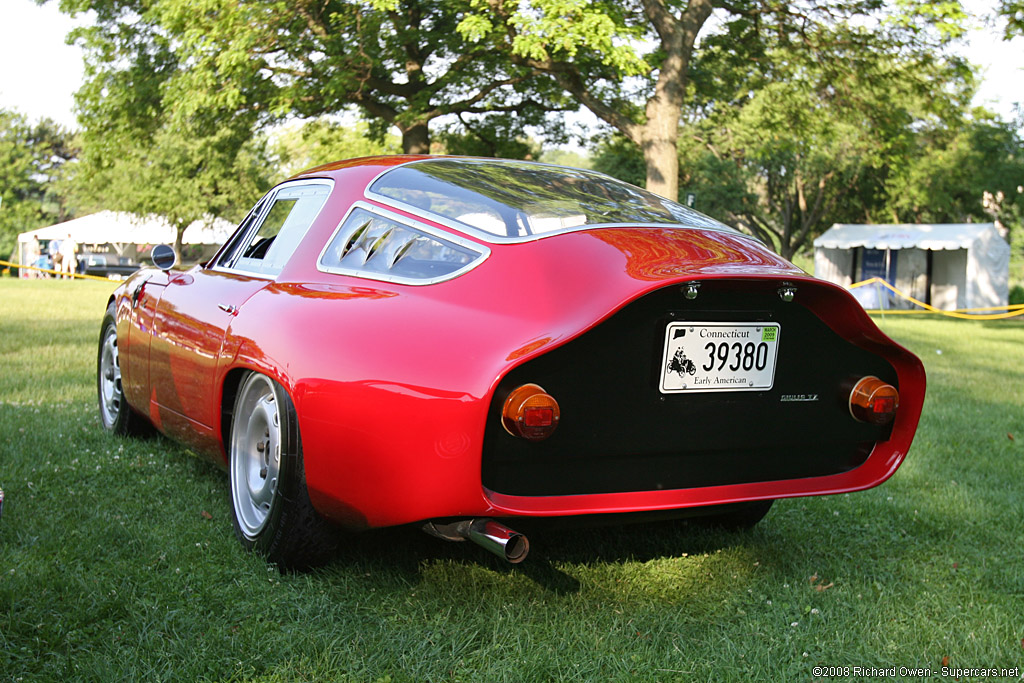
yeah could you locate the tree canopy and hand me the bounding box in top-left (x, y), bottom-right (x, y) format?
top-left (885, 115), bottom-right (1024, 225)
top-left (591, 19), bottom-right (1022, 259)
top-left (0, 110), bottom-right (77, 260)
top-left (998, 0), bottom-right (1024, 36)
top-left (69, 119), bottom-right (270, 260)
top-left (54, 0), bottom-right (272, 260)
top-left (271, 119), bottom-right (401, 183)
top-left (55, 0), bottom-right (570, 155)
top-left (457, 0), bottom-right (970, 201)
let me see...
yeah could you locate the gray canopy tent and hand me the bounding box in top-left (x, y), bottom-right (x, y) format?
top-left (813, 223), bottom-right (1009, 310)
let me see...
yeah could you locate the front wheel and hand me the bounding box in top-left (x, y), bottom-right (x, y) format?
top-left (229, 371), bottom-right (338, 569)
top-left (97, 304), bottom-right (147, 435)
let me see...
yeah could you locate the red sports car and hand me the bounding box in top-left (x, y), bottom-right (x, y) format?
top-left (97, 156), bottom-right (926, 568)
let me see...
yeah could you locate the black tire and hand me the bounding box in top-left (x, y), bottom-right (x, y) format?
top-left (228, 371), bottom-right (338, 570)
top-left (693, 499), bottom-right (774, 530)
top-left (97, 303), bottom-right (149, 436)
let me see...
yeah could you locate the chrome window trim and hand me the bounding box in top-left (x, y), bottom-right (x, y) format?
top-left (206, 264), bottom-right (277, 281)
top-left (363, 157), bottom-right (760, 245)
top-left (316, 201), bottom-right (491, 286)
top-left (211, 178), bottom-right (335, 279)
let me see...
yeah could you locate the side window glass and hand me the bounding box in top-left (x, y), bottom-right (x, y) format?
top-left (242, 200), bottom-right (296, 260)
top-left (225, 183), bottom-right (331, 276)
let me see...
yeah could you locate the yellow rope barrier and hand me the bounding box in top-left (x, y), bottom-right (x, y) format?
top-left (849, 277), bottom-right (1024, 320)
top-left (0, 259), bottom-right (120, 283)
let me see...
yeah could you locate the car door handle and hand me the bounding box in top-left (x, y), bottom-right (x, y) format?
top-left (131, 282), bottom-right (145, 308)
top-left (218, 303), bottom-right (239, 315)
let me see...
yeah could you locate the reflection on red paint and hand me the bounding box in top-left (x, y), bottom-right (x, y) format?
top-left (587, 228), bottom-right (798, 281)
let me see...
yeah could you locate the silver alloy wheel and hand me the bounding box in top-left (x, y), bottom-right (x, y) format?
top-left (99, 327), bottom-right (123, 428)
top-left (230, 374), bottom-right (283, 540)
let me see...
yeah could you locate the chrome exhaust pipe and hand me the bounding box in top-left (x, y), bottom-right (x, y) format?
top-left (422, 518), bottom-right (530, 563)
top-left (463, 519), bottom-right (529, 564)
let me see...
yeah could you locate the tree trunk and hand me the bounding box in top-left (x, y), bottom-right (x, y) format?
top-left (641, 105), bottom-right (681, 200)
top-left (780, 241), bottom-right (798, 261)
top-left (401, 122), bottom-right (430, 154)
top-left (635, 0), bottom-right (713, 201)
top-left (174, 225), bottom-right (185, 264)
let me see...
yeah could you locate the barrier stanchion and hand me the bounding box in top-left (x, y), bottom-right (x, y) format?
top-left (849, 277), bottom-right (1024, 320)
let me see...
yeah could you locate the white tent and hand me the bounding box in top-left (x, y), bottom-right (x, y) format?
top-left (813, 223), bottom-right (1009, 310)
top-left (17, 211), bottom-right (236, 275)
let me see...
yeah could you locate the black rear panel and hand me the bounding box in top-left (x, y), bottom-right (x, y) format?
top-left (481, 280), bottom-right (896, 496)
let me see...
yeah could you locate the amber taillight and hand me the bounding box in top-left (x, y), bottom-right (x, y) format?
top-left (849, 376), bottom-right (899, 425)
top-left (502, 384), bottom-right (560, 441)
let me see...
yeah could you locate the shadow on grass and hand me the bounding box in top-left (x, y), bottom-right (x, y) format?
top-left (317, 513), bottom-right (780, 596)
top-left (0, 398), bottom-right (778, 603)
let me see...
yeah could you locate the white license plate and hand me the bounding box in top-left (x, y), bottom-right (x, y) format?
top-left (660, 322), bottom-right (780, 393)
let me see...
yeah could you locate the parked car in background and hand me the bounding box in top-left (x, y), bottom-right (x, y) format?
top-left (96, 156), bottom-right (926, 568)
top-left (82, 253), bottom-right (141, 280)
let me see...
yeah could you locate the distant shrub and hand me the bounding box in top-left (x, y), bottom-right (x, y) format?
top-left (1010, 284), bottom-right (1024, 306)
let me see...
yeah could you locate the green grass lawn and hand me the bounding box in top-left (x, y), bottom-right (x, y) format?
top-left (1, 279), bottom-right (1022, 682)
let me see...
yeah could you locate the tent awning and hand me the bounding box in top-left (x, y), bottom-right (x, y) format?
top-left (17, 211), bottom-right (236, 246)
top-left (813, 223), bottom-right (998, 251)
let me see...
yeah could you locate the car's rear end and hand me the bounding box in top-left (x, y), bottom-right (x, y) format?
top-left (480, 271), bottom-right (924, 519)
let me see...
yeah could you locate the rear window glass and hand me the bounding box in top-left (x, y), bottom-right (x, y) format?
top-left (367, 159), bottom-right (734, 242)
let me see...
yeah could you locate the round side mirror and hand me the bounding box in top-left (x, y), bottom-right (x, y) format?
top-left (151, 244), bottom-right (177, 271)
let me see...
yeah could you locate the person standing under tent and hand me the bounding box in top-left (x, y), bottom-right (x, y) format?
top-left (59, 233), bottom-right (78, 279)
top-left (25, 234), bottom-right (41, 278)
top-left (48, 238), bottom-right (61, 277)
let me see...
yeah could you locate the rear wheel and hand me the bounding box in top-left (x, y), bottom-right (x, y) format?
top-left (97, 304), bottom-right (147, 435)
top-left (229, 371), bottom-right (337, 569)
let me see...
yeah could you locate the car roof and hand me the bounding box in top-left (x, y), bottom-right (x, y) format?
top-left (290, 156), bottom-right (742, 245)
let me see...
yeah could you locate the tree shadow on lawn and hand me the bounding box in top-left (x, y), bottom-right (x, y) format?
top-left (142, 433), bottom-right (943, 599)
top-left (90, 410), bottom-right (1015, 606)
top-left (22, 421), bottom-right (779, 600)
top-left (311, 479), bottom-right (1021, 606)
top-left (322, 513), bottom-right (786, 596)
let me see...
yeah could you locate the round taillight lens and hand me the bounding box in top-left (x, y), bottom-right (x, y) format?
top-left (502, 383), bottom-right (560, 441)
top-left (849, 376), bottom-right (899, 424)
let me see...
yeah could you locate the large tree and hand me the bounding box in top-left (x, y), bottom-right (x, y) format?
top-left (884, 115), bottom-right (1024, 225)
top-left (0, 110), bottom-right (77, 260)
top-left (70, 121), bottom-right (270, 261)
top-left (703, 28), bottom-right (976, 257)
top-left (591, 20), bottom-right (983, 258)
top-left (459, 0), bottom-right (968, 200)
top-left (58, 0), bottom-right (272, 261)
top-left (54, 0), bottom-right (570, 155)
